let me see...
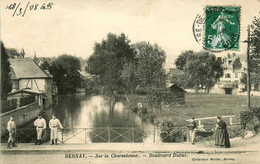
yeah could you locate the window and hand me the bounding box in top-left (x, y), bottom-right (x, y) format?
top-left (225, 73), bottom-right (231, 78)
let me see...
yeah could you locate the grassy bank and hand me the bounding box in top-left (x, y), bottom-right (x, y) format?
top-left (127, 93), bottom-right (260, 128)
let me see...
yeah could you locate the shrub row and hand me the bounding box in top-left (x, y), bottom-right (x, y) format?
top-left (240, 107), bottom-right (260, 131)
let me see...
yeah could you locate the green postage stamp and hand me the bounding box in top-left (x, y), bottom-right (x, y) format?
top-left (204, 6), bottom-right (240, 51)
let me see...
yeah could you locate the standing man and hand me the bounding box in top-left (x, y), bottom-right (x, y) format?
top-left (49, 114), bottom-right (63, 145)
top-left (7, 115), bottom-right (17, 148)
top-left (34, 114), bottom-right (46, 145)
top-left (187, 117), bottom-right (197, 145)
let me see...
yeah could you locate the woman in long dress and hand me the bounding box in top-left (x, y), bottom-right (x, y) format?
top-left (215, 116), bottom-right (231, 148)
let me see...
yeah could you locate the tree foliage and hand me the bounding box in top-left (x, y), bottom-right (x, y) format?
top-left (170, 72), bottom-right (189, 88)
top-left (175, 50), bottom-right (194, 71)
top-left (49, 54), bottom-right (81, 95)
top-left (250, 17), bottom-right (260, 57)
top-left (121, 62), bottom-right (138, 93)
top-left (133, 42), bottom-right (166, 88)
top-left (6, 48), bottom-right (24, 59)
top-left (174, 51), bottom-right (223, 92)
top-left (86, 33), bottom-right (135, 95)
top-left (1, 41), bottom-right (12, 100)
top-left (39, 60), bottom-right (51, 71)
top-left (249, 17), bottom-right (260, 88)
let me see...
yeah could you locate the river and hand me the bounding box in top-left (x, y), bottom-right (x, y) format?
top-left (21, 93), bottom-right (156, 143)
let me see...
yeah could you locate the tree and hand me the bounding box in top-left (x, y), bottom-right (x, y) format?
top-left (6, 48), bottom-right (24, 59)
top-left (121, 62), bottom-right (138, 93)
top-left (240, 73), bottom-right (259, 91)
top-left (133, 42), bottom-right (166, 88)
top-left (249, 17), bottom-right (260, 89)
top-left (49, 54), bottom-right (81, 95)
top-left (250, 17), bottom-right (260, 57)
top-left (1, 41), bottom-right (12, 100)
top-left (86, 33), bottom-right (135, 96)
top-left (41, 60), bottom-right (51, 71)
top-left (170, 71), bottom-right (189, 88)
top-left (175, 51), bottom-right (223, 92)
top-left (175, 50), bottom-right (194, 71)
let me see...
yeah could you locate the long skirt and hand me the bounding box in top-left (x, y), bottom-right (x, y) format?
top-left (215, 129), bottom-right (231, 148)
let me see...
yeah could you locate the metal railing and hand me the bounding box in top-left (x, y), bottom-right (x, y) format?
top-left (1, 127), bottom-right (157, 143)
top-left (1, 126), bottom-right (187, 144)
top-left (60, 127), bottom-right (157, 143)
top-left (1, 125), bottom-right (243, 144)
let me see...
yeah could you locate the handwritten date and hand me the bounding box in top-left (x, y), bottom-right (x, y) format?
top-left (5, 1), bottom-right (53, 17)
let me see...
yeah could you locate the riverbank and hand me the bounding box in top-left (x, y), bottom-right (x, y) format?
top-left (126, 93), bottom-right (260, 126)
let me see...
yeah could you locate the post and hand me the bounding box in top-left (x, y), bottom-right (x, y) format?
top-left (181, 128), bottom-right (184, 141)
top-left (85, 128), bottom-right (87, 143)
top-left (246, 25), bottom-right (251, 110)
top-left (107, 127), bottom-right (110, 143)
top-left (198, 120), bottom-right (201, 126)
top-left (61, 130), bottom-right (64, 143)
top-left (138, 103), bottom-right (143, 125)
top-left (132, 128), bottom-right (134, 143)
top-left (153, 126), bottom-right (155, 143)
top-left (16, 129), bottom-right (18, 144)
top-left (229, 117), bottom-right (233, 125)
top-left (187, 128), bottom-right (190, 142)
top-left (141, 112), bottom-right (143, 125)
top-left (44, 129), bottom-right (47, 142)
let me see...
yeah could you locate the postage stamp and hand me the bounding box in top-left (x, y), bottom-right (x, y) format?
top-left (204, 6), bottom-right (241, 51)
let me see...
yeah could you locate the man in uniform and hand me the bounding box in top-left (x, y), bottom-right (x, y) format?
top-left (49, 114), bottom-right (63, 145)
top-left (187, 117), bottom-right (197, 145)
top-left (7, 115), bottom-right (17, 148)
top-left (34, 114), bottom-right (46, 145)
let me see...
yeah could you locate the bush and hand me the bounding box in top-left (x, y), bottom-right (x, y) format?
top-left (141, 107), bottom-right (147, 114)
top-left (135, 88), bottom-right (148, 95)
top-left (251, 107), bottom-right (260, 121)
top-left (240, 111), bottom-right (254, 130)
top-left (160, 120), bottom-right (185, 142)
top-left (147, 113), bottom-right (155, 123)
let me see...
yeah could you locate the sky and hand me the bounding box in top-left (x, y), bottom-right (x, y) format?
top-left (1, 0), bottom-right (260, 65)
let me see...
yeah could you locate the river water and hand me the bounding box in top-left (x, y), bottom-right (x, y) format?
top-left (22, 93), bottom-right (156, 143)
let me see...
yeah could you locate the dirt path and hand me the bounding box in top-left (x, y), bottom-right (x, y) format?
top-left (195, 133), bottom-right (260, 150)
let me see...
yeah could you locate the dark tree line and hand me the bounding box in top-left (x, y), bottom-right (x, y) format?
top-left (49, 54), bottom-right (82, 95)
top-left (1, 41), bottom-right (12, 100)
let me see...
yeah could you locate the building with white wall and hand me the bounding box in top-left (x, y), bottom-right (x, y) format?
top-left (9, 58), bottom-right (53, 107)
top-left (211, 53), bottom-right (246, 95)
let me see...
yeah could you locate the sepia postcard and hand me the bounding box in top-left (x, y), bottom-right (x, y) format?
top-left (1, 0), bottom-right (260, 163)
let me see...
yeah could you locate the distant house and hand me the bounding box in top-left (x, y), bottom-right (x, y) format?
top-left (210, 53), bottom-right (247, 95)
top-left (9, 58), bottom-right (53, 107)
top-left (167, 84), bottom-right (186, 105)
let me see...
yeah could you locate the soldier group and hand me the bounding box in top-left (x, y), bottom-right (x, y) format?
top-left (6, 114), bottom-right (63, 148)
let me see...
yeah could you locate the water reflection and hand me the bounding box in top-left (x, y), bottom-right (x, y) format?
top-left (52, 94), bottom-right (155, 143)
